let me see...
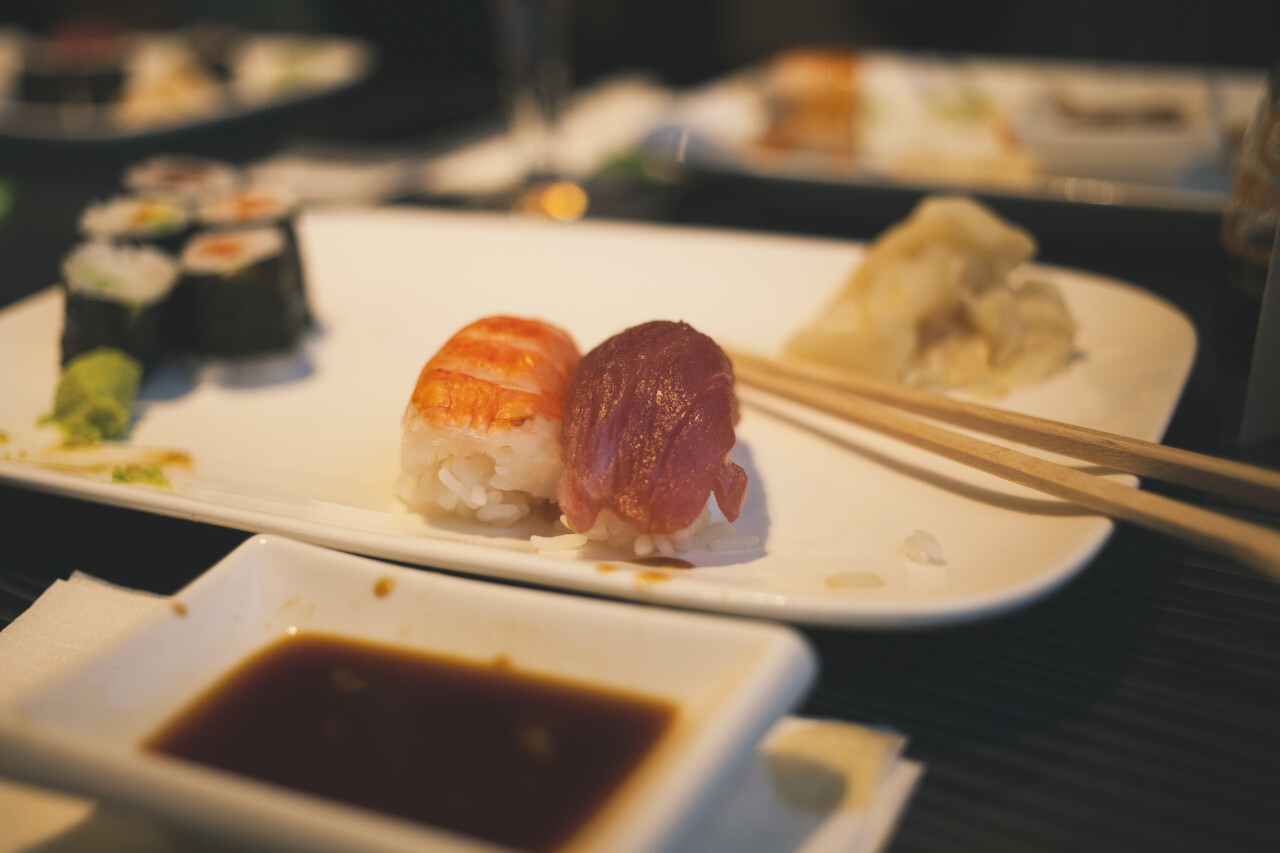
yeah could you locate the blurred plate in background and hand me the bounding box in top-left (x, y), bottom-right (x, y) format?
top-left (0, 22), bottom-right (374, 143)
top-left (646, 49), bottom-right (1266, 214)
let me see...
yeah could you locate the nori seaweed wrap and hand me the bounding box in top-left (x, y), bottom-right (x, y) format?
top-left (176, 225), bottom-right (305, 357)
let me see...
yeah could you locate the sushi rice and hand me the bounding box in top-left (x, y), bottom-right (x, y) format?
top-left (398, 412), bottom-right (564, 526)
top-left (62, 241), bottom-right (178, 305)
top-left (537, 506), bottom-right (759, 557)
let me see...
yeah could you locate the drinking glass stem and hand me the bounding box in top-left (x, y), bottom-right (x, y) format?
top-left (490, 0), bottom-right (572, 186)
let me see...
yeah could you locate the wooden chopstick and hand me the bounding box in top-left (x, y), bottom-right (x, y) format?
top-left (728, 349), bottom-right (1280, 510)
top-left (727, 349), bottom-right (1280, 582)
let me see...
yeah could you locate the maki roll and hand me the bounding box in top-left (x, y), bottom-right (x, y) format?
top-left (111, 34), bottom-right (224, 131)
top-left (176, 226), bottom-right (306, 357)
top-left (398, 316), bottom-right (581, 526)
top-left (123, 154), bottom-right (240, 203)
top-left (78, 194), bottom-right (191, 254)
top-left (59, 241), bottom-right (179, 369)
top-left (556, 320), bottom-right (750, 557)
top-left (195, 185), bottom-right (310, 324)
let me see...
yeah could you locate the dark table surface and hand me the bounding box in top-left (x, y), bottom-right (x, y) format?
top-left (2, 81), bottom-right (1279, 853)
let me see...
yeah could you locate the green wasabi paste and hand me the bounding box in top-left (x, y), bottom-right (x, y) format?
top-left (46, 348), bottom-right (143, 445)
top-left (111, 463), bottom-right (170, 487)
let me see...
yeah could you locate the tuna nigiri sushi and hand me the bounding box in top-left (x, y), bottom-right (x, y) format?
top-left (398, 316), bottom-right (581, 526)
top-left (556, 320), bottom-right (750, 556)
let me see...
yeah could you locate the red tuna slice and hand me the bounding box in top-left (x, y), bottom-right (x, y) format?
top-left (558, 320), bottom-right (749, 536)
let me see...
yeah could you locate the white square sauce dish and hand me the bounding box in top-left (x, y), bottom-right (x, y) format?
top-left (0, 535), bottom-right (818, 853)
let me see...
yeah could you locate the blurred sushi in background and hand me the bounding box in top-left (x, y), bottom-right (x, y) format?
top-left (227, 33), bottom-right (372, 107)
top-left (123, 155), bottom-right (242, 203)
top-left (78, 194), bottom-right (191, 255)
top-left (111, 32), bottom-right (226, 131)
top-left (0, 23), bottom-right (373, 138)
top-left (12, 19), bottom-right (127, 108)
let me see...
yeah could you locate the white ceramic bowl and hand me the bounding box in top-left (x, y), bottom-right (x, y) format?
top-left (0, 535), bottom-right (817, 853)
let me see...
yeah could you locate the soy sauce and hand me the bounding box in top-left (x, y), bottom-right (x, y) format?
top-left (145, 634), bottom-right (674, 852)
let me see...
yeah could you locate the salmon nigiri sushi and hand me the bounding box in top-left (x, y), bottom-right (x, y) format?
top-left (398, 316), bottom-right (580, 526)
top-left (556, 320), bottom-right (751, 557)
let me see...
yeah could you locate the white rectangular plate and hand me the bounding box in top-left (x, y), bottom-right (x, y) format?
top-left (0, 207), bottom-right (1197, 628)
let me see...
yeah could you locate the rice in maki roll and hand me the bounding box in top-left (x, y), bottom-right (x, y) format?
top-left (176, 225), bottom-right (306, 357)
top-left (78, 194), bottom-right (190, 254)
top-left (60, 241), bottom-right (179, 369)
